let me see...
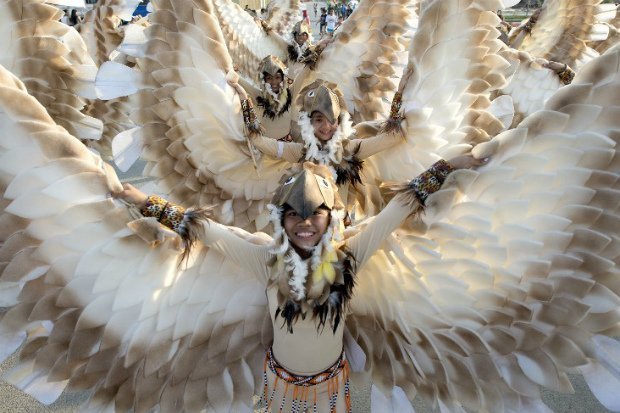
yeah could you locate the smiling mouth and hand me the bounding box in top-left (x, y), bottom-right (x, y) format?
top-left (295, 231), bottom-right (316, 238)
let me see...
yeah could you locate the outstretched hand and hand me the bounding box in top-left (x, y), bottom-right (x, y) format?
top-left (448, 154), bottom-right (489, 170)
top-left (112, 183), bottom-right (148, 209)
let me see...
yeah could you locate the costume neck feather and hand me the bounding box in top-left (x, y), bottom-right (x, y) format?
top-left (257, 82), bottom-right (291, 119)
top-left (267, 204), bottom-right (354, 333)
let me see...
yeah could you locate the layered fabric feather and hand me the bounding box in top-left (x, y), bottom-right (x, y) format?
top-left (590, 6), bottom-right (620, 55)
top-left (496, 48), bottom-right (564, 129)
top-left (264, 0), bottom-right (302, 37)
top-left (106, 0), bottom-right (291, 231)
top-left (291, 0), bottom-right (418, 125)
top-left (0, 0), bottom-right (102, 143)
top-left (511, 0), bottom-right (618, 70)
top-left (360, 0), bottom-right (512, 220)
top-left (79, 0), bottom-right (145, 160)
top-left (346, 43), bottom-right (620, 411)
top-left (0, 64), bottom-right (272, 412)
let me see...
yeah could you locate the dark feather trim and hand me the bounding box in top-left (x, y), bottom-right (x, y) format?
top-left (276, 248), bottom-right (357, 334)
top-left (177, 207), bottom-right (213, 264)
top-left (380, 182), bottom-right (425, 215)
top-left (336, 144), bottom-right (363, 187)
top-left (313, 249), bottom-right (356, 333)
top-left (287, 44), bottom-right (299, 61)
top-left (256, 90), bottom-right (292, 120)
top-left (379, 117), bottom-right (405, 136)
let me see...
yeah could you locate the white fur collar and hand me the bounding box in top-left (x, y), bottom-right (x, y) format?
top-left (298, 111), bottom-right (352, 176)
top-left (261, 81), bottom-right (289, 113)
top-left (293, 41), bottom-right (310, 61)
top-left (267, 204), bottom-right (345, 301)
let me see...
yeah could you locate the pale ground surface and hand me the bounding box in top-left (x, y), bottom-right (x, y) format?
top-left (0, 7), bottom-right (616, 412)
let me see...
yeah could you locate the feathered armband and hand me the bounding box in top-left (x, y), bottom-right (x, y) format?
top-left (383, 159), bottom-right (455, 211)
top-left (140, 195), bottom-right (211, 254)
top-left (380, 92), bottom-right (405, 136)
top-left (241, 98), bottom-right (262, 137)
top-left (557, 64), bottom-right (576, 85)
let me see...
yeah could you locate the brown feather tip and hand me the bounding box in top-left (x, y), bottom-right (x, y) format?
top-left (379, 116), bottom-right (405, 137)
top-left (380, 182), bottom-right (424, 214)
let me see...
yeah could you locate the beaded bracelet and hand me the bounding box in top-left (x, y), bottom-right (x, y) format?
top-left (409, 159), bottom-right (455, 205)
top-left (557, 64), bottom-right (575, 85)
top-left (241, 98), bottom-right (261, 134)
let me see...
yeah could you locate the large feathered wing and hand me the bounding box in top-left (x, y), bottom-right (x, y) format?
top-left (0, 64), bottom-right (272, 412)
top-left (79, 0), bottom-right (142, 67)
top-left (211, 0), bottom-right (290, 88)
top-left (113, 0), bottom-right (289, 231)
top-left (292, 0), bottom-right (417, 124)
top-left (264, 0), bottom-right (302, 37)
top-left (358, 0), bottom-right (513, 220)
top-left (590, 6), bottom-right (620, 55)
top-left (0, 0), bottom-right (103, 143)
top-left (496, 48), bottom-right (564, 129)
top-left (514, 0), bottom-right (617, 69)
top-left (346, 43), bottom-right (620, 412)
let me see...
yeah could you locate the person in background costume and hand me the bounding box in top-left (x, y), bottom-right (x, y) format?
top-left (238, 55), bottom-right (296, 142)
top-left (235, 79), bottom-right (408, 213)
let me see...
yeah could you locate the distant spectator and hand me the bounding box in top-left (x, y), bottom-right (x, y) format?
top-left (60, 9), bottom-right (69, 25)
top-left (260, 8), bottom-right (267, 20)
top-left (325, 9), bottom-right (338, 36)
top-left (68, 9), bottom-right (81, 26)
top-left (319, 8), bottom-right (327, 35)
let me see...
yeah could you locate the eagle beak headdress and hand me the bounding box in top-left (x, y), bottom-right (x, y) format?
top-left (271, 163), bottom-right (341, 218)
top-left (257, 55), bottom-right (291, 114)
top-left (258, 55), bottom-right (288, 79)
top-left (296, 80), bottom-right (352, 167)
top-left (268, 163), bottom-right (348, 320)
top-left (292, 20), bottom-right (311, 37)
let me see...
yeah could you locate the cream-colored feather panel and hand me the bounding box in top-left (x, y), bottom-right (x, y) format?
top-left (131, 0), bottom-right (289, 230)
top-left (80, 2), bottom-right (123, 66)
top-left (0, 65), bottom-right (271, 412)
top-left (292, 0), bottom-right (416, 124)
top-left (363, 0), bottom-right (510, 187)
top-left (212, 0), bottom-right (289, 87)
top-left (264, 0), bottom-right (301, 37)
top-left (0, 0), bottom-right (102, 143)
top-left (498, 49), bottom-right (564, 128)
top-left (590, 6), bottom-right (620, 55)
top-left (518, 0), bottom-right (618, 69)
top-left (347, 45), bottom-right (620, 412)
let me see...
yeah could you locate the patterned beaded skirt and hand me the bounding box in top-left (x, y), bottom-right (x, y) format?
top-left (258, 347), bottom-right (352, 413)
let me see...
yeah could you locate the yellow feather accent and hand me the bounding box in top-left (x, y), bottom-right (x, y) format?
top-left (312, 250), bottom-right (338, 284)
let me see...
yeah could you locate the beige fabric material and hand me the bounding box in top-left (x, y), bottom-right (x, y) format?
top-left (251, 130), bottom-right (403, 164)
top-left (1, 0), bottom-right (102, 143)
top-left (512, 0), bottom-right (618, 69)
top-left (290, 0), bottom-right (415, 124)
top-left (133, 0), bottom-right (290, 232)
top-left (265, 0), bottom-right (302, 37)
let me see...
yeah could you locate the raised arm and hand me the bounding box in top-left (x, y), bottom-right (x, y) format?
top-left (347, 156), bottom-right (485, 268)
top-left (346, 130), bottom-right (403, 160)
top-left (115, 186), bottom-right (273, 283)
top-left (249, 132), bottom-right (304, 163)
top-left (346, 91), bottom-right (405, 160)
